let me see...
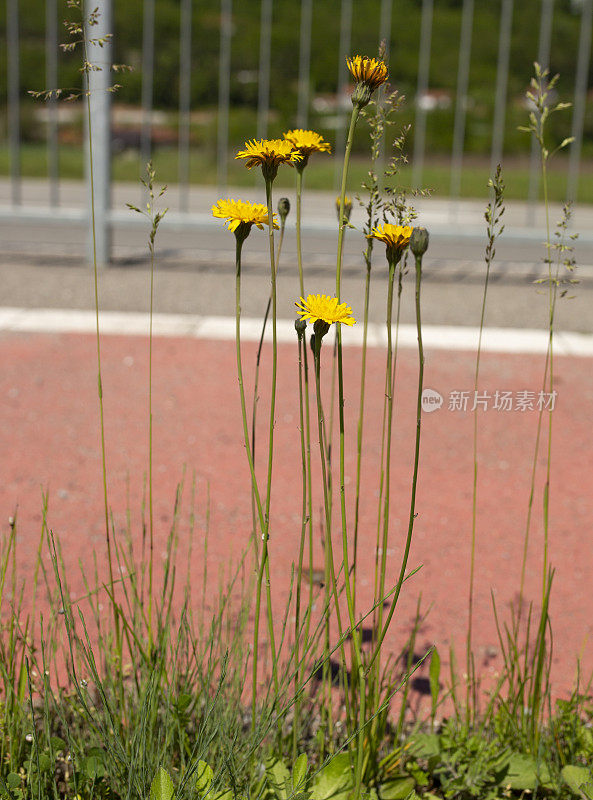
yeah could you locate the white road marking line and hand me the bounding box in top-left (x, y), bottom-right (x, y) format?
top-left (0, 307), bottom-right (592, 356)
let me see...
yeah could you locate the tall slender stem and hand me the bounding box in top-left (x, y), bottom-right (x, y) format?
top-left (262, 176), bottom-right (279, 698)
top-left (352, 257), bottom-right (372, 615)
top-left (367, 251), bottom-right (425, 674)
top-left (312, 334), bottom-right (350, 741)
top-left (233, 234), bottom-right (268, 730)
top-left (372, 257), bottom-right (397, 716)
top-left (83, 33), bottom-right (120, 664)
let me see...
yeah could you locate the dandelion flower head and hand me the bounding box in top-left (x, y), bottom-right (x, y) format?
top-left (295, 294), bottom-right (356, 327)
top-left (235, 139), bottom-right (302, 179)
top-left (212, 198), bottom-right (277, 233)
top-left (347, 55), bottom-right (388, 91)
top-left (367, 223), bottom-right (412, 259)
top-left (283, 129), bottom-right (332, 157)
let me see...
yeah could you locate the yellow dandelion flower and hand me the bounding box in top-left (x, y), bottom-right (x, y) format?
top-left (283, 129), bottom-right (332, 157)
top-left (235, 138), bottom-right (302, 181)
top-left (347, 55), bottom-right (389, 90)
top-left (367, 223), bottom-right (412, 261)
top-left (295, 294), bottom-right (356, 327)
top-left (212, 198), bottom-right (278, 235)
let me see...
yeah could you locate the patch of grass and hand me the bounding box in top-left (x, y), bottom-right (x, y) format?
top-left (1, 144), bottom-right (587, 203)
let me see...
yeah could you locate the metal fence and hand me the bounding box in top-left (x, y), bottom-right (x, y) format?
top-left (2, 0), bottom-right (592, 265)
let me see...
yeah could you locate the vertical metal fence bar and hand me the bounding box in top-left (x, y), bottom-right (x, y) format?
top-left (257, 0), bottom-right (272, 140)
top-left (140, 0), bottom-right (155, 190)
top-left (178, 0), bottom-right (192, 212)
top-left (376, 0), bottom-right (392, 169)
top-left (217, 0), bottom-right (232, 190)
top-left (449, 0), bottom-right (474, 210)
top-left (490, 0), bottom-right (513, 174)
top-left (7, 0), bottom-right (21, 206)
top-left (411, 0), bottom-right (433, 190)
top-left (379, 0), bottom-right (392, 59)
top-left (296, 0), bottom-right (312, 128)
top-left (46, 0), bottom-right (59, 206)
top-left (333, 0), bottom-right (352, 188)
top-left (85, 0), bottom-right (112, 268)
top-left (527, 0), bottom-right (554, 219)
top-left (567, 0), bottom-right (592, 203)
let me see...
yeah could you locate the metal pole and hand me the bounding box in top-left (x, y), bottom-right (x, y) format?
top-left (527, 0), bottom-right (554, 218)
top-left (178, 0), bottom-right (192, 212)
top-left (85, 0), bottom-right (112, 268)
top-left (334, 0), bottom-right (352, 189)
top-left (140, 0), bottom-right (155, 193)
top-left (217, 0), bottom-right (232, 190)
top-left (376, 0), bottom-right (392, 170)
top-left (490, 0), bottom-right (513, 174)
top-left (296, 0), bottom-right (312, 127)
top-left (257, 0), bottom-right (272, 140)
top-left (46, 0), bottom-right (59, 206)
top-left (7, 0), bottom-right (21, 206)
top-left (567, 0), bottom-right (592, 202)
top-left (449, 0), bottom-right (474, 208)
top-left (412, 0), bottom-right (433, 190)
top-left (379, 0), bottom-right (392, 60)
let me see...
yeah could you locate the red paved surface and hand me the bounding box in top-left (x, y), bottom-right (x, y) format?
top-left (1, 329), bottom-right (592, 701)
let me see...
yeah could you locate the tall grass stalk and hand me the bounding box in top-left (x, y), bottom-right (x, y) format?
top-left (126, 162), bottom-right (168, 653)
top-left (366, 229), bottom-right (428, 675)
top-left (466, 164), bottom-right (505, 719)
top-left (517, 64), bottom-right (574, 610)
top-left (78, 2), bottom-right (120, 663)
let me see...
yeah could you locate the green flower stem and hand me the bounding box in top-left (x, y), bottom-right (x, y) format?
top-left (296, 167), bottom-right (305, 297)
top-left (234, 234), bottom-right (269, 730)
top-left (250, 218), bottom-right (287, 568)
top-left (294, 161), bottom-right (315, 651)
top-left (292, 331), bottom-right (307, 761)
top-left (336, 105), bottom-right (360, 298)
top-left (260, 175), bottom-right (279, 700)
top-left (312, 332), bottom-right (351, 742)
top-left (335, 103), bottom-right (364, 749)
top-left (366, 251), bottom-right (425, 675)
top-left (371, 256), bottom-right (398, 716)
top-left (352, 248), bottom-right (373, 617)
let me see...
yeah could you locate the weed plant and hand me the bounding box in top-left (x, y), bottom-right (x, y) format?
top-left (1, 5), bottom-right (592, 799)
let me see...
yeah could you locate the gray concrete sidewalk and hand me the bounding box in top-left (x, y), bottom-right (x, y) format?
top-left (1, 179), bottom-right (591, 333)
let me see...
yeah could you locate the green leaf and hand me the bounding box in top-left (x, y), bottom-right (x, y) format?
top-left (292, 753), bottom-right (308, 792)
top-left (5, 777), bottom-right (20, 791)
top-left (195, 761), bottom-right (213, 796)
top-left (580, 782), bottom-right (593, 800)
top-left (504, 753), bottom-right (550, 790)
top-left (562, 765), bottom-right (593, 795)
top-left (378, 777), bottom-right (416, 799)
top-left (266, 756), bottom-right (291, 800)
top-left (408, 734), bottom-right (440, 760)
top-left (176, 693), bottom-right (192, 714)
top-left (311, 753), bottom-right (352, 800)
top-left (50, 737), bottom-right (67, 753)
top-left (150, 767), bottom-right (175, 800)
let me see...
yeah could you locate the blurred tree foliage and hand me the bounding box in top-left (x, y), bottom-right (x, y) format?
top-left (0, 0), bottom-right (588, 155)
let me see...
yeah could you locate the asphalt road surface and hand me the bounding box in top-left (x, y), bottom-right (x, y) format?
top-left (1, 179), bottom-right (592, 332)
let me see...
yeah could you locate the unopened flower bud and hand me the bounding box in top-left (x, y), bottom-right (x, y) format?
top-left (313, 319), bottom-right (331, 341)
top-left (351, 82), bottom-right (373, 108)
top-left (295, 318), bottom-right (307, 338)
top-left (410, 227), bottom-right (429, 257)
top-left (278, 197), bottom-right (290, 223)
top-left (335, 195), bottom-right (353, 224)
